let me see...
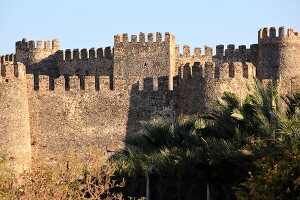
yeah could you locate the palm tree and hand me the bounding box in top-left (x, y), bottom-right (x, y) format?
top-left (115, 79), bottom-right (288, 199)
top-left (194, 79), bottom-right (291, 199)
top-left (114, 115), bottom-right (252, 200)
top-left (282, 91), bottom-right (300, 118)
top-left (191, 133), bottom-right (252, 200)
top-left (125, 117), bottom-right (199, 154)
top-left (115, 118), bottom-right (200, 199)
top-left (235, 109), bottom-right (300, 200)
top-left (203, 79), bottom-right (284, 142)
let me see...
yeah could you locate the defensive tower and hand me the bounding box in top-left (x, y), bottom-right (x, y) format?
top-left (0, 62), bottom-right (31, 174)
top-left (177, 61), bottom-right (256, 114)
top-left (258, 26), bottom-right (300, 94)
top-left (113, 32), bottom-right (177, 89)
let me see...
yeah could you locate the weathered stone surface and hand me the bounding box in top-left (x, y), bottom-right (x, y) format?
top-left (0, 26), bottom-right (300, 173)
top-left (0, 63), bottom-right (31, 174)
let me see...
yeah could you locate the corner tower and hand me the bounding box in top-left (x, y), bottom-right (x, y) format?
top-left (257, 27), bottom-right (300, 94)
top-left (0, 62), bottom-right (31, 174)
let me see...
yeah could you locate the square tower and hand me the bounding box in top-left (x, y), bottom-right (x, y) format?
top-left (113, 32), bottom-right (176, 89)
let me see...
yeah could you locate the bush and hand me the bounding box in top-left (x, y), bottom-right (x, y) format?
top-left (235, 120), bottom-right (300, 200)
top-left (0, 151), bottom-right (127, 200)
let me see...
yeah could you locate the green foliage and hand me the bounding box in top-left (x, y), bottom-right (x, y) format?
top-left (235, 120), bottom-right (300, 200)
top-left (115, 79), bottom-right (300, 199)
top-left (114, 115), bottom-right (253, 199)
top-left (234, 81), bottom-right (300, 200)
top-left (283, 90), bottom-right (300, 118)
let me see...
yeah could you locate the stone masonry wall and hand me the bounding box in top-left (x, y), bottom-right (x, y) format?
top-left (26, 74), bottom-right (176, 165)
top-left (15, 38), bottom-right (60, 76)
top-left (56, 47), bottom-right (113, 78)
top-left (176, 61), bottom-right (256, 114)
top-left (0, 63), bottom-right (31, 174)
top-left (0, 26), bottom-right (299, 172)
top-left (113, 32), bottom-right (174, 80)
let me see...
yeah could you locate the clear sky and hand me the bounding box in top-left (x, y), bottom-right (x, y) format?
top-left (0, 0), bottom-right (299, 55)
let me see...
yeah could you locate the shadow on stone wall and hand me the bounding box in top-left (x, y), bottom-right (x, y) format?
top-left (27, 53), bottom-right (114, 91)
top-left (25, 54), bottom-right (60, 77)
top-left (26, 62), bottom-right (177, 153)
top-left (124, 76), bottom-right (176, 149)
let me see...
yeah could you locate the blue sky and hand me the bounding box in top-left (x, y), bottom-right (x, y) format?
top-left (0, 0), bottom-right (299, 54)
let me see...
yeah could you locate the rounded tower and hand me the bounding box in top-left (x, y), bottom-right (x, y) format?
top-left (15, 38), bottom-right (60, 76)
top-left (176, 61), bottom-right (256, 114)
top-left (0, 62), bottom-right (31, 174)
top-left (257, 27), bottom-right (300, 94)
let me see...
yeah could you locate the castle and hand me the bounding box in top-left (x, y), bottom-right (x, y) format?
top-left (0, 26), bottom-right (300, 174)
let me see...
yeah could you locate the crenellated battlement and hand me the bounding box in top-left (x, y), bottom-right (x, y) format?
top-left (177, 61), bottom-right (256, 115)
top-left (213, 44), bottom-right (258, 63)
top-left (0, 62), bottom-right (26, 81)
top-left (0, 54), bottom-right (15, 65)
top-left (16, 38), bottom-right (60, 51)
top-left (26, 74), bottom-right (174, 93)
top-left (258, 26), bottom-right (300, 43)
top-left (180, 61), bottom-right (256, 81)
top-left (176, 45), bottom-right (212, 58)
top-left (27, 75), bottom-right (114, 92)
top-left (14, 38), bottom-right (60, 76)
top-left (136, 76), bottom-right (171, 92)
top-left (176, 42), bottom-right (258, 71)
top-left (56, 47), bottom-right (113, 77)
top-left (113, 32), bottom-right (175, 79)
top-left (257, 26), bottom-right (300, 80)
top-left (215, 44), bottom-right (257, 57)
top-left (114, 32), bottom-right (174, 47)
top-left (56, 47), bottom-right (113, 61)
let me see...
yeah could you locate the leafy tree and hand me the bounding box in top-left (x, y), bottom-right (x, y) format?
top-left (114, 79), bottom-right (300, 200)
top-left (235, 119), bottom-right (300, 200)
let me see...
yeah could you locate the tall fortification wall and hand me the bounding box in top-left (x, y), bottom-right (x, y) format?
top-left (0, 62), bottom-right (31, 174)
top-left (174, 42), bottom-right (258, 115)
top-left (0, 26), bottom-right (299, 172)
top-left (26, 74), bottom-right (176, 165)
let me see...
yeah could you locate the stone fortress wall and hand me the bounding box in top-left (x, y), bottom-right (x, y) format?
top-left (0, 63), bottom-right (31, 173)
top-left (0, 26), bottom-right (299, 173)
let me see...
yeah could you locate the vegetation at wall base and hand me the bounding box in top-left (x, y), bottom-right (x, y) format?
top-left (0, 152), bottom-right (132, 199)
top-left (0, 79), bottom-right (299, 199)
top-left (113, 79), bottom-right (300, 200)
